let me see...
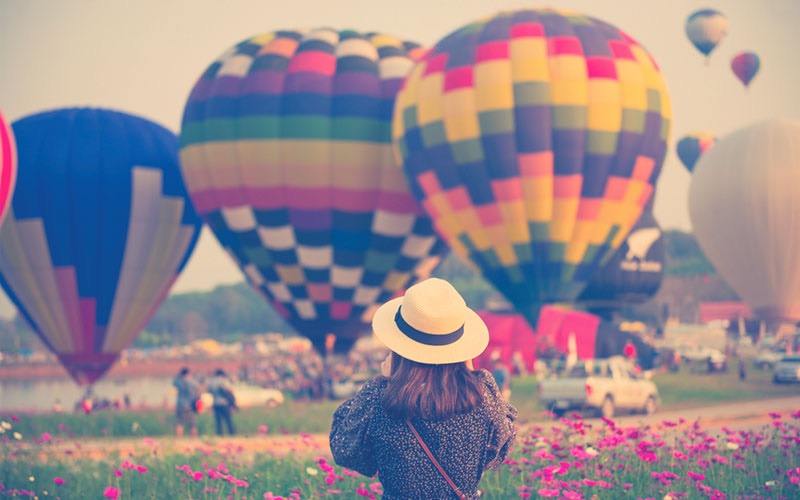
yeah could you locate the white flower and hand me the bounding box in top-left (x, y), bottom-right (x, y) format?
top-left (1, 421), bottom-right (11, 429)
top-left (766, 480), bottom-right (778, 487)
top-left (13, 432), bottom-right (22, 440)
top-left (726, 442), bottom-right (739, 450)
top-left (29, 476), bottom-right (35, 482)
top-left (306, 467), bottom-right (319, 476)
top-left (585, 447), bottom-right (599, 457)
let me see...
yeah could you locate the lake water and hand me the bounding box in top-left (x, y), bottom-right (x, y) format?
top-left (0, 376), bottom-right (177, 413)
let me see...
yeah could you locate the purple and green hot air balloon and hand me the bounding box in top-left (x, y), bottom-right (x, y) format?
top-left (180, 28), bottom-right (447, 354)
top-left (393, 8), bottom-right (672, 326)
top-left (676, 132), bottom-right (716, 172)
top-left (685, 9), bottom-right (728, 62)
top-left (0, 108), bottom-right (202, 385)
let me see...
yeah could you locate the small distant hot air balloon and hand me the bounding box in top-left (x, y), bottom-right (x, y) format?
top-left (0, 110), bottom-right (17, 226)
top-left (676, 132), bottom-right (717, 172)
top-left (731, 51), bottom-right (761, 88)
top-left (393, 8), bottom-right (672, 326)
top-left (180, 29), bottom-right (447, 354)
top-left (689, 119), bottom-right (800, 321)
top-left (685, 9), bottom-right (728, 62)
top-left (0, 108), bottom-right (202, 385)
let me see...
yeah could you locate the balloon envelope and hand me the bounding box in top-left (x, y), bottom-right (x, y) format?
top-left (685, 9), bottom-right (728, 58)
top-left (0, 108), bottom-right (202, 385)
top-left (731, 51), bottom-right (760, 88)
top-left (576, 209), bottom-right (664, 311)
top-left (180, 29), bottom-right (447, 353)
top-left (676, 132), bottom-right (716, 172)
top-left (0, 109), bottom-right (17, 226)
top-left (689, 119), bottom-right (800, 321)
top-left (393, 8), bottom-right (671, 325)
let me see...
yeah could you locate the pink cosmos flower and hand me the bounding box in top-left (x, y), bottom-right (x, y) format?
top-left (136, 465), bottom-right (148, 474)
top-left (193, 471), bottom-right (204, 481)
top-left (687, 470), bottom-right (706, 481)
top-left (537, 487), bottom-right (560, 497)
top-left (103, 486), bottom-right (119, 499)
top-left (53, 477), bottom-right (65, 486)
top-left (113, 470), bottom-right (123, 478)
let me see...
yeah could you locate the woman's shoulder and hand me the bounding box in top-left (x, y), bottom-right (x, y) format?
top-left (474, 368), bottom-right (497, 388)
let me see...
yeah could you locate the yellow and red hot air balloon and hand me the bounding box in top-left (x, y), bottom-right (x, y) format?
top-left (180, 29), bottom-right (447, 354)
top-left (393, 8), bottom-right (671, 326)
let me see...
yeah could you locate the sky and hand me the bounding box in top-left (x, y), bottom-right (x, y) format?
top-left (1, 0), bottom-right (798, 299)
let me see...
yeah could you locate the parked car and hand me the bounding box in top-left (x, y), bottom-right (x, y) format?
top-left (201, 383), bottom-right (285, 409)
top-left (331, 373), bottom-right (371, 399)
top-left (677, 345), bottom-right (727, 373)
top-left (537, 356), bottom-right (659, 418)
top-left (772, 355), bottom-right (800, 383)
top-left (754, 349), bottom-right (785, 370)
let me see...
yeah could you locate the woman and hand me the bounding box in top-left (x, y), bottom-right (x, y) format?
top-left (330, 278), bottom-right (517, 499)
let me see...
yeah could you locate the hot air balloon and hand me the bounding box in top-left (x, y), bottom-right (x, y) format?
top-left (731, 51), bottom-right (760, 88)
top-left (0, 108), bottom-right (202, 385)
top-left (685, 9), bottom-right (728, 61)
top-left (0, 109), bottom-right (17, 225)
top-left (180, 29), bottom-right (447, 354)
top-left (393, 8), bottom-right (672, 326)
top-left (689, 119), bottom-right (800, 321)
top-left (576, 208), bottom-right (665, 314)
top-left (676, 132), bottom-right (716, 172)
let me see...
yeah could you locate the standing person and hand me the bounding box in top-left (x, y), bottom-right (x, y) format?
top-left (623, 339), bottom-right (638, 366)
top-left (491, 357), bottom-right (512, 400)
top-left (207, 368), bottom-right (237, 436)
top-left (330, 278), bottom-right (517, 499)
top-left (173, 367), bottom-right (199, 438)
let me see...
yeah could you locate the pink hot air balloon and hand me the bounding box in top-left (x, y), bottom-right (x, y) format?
top-left (731, 52), bottom-right (760, 88)
top-left (0, 109), bottom-right (17, 225)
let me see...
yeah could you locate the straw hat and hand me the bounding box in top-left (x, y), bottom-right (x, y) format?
top-left (372, 278), bottom-right (489, 364)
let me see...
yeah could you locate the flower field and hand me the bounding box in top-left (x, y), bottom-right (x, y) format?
top-left (1, 410), bottom-right (798, 499)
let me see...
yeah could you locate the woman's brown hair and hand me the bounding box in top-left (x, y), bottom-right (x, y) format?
top-left (381, 353), bottom-right (484, 420)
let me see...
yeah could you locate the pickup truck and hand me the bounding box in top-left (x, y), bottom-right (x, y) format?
top-left (537, 357), bottom-right (659, 418)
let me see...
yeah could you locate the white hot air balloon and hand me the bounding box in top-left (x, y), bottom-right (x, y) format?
top-left (689, 119), bottom-right (800, 320)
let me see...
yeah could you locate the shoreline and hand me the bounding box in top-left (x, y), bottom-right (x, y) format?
top-left (0, 356), bottom-right (263, 381)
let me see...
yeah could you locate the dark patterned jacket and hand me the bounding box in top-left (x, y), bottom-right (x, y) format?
top-left (330, 369), bottom-right (517, 499)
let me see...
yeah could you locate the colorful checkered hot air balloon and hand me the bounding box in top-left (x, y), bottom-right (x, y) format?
top-left (0, 108), bottom-right (202, 385)
top-left (0, 109), bottom-right (16, 226)
top-left (180, 29), bottom-right (447, 354)
top-left (393, 9), bottom-right (671, 326)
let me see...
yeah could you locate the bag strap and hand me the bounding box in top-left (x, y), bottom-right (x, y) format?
top-left (406, 419), bottom-right (467, 500)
